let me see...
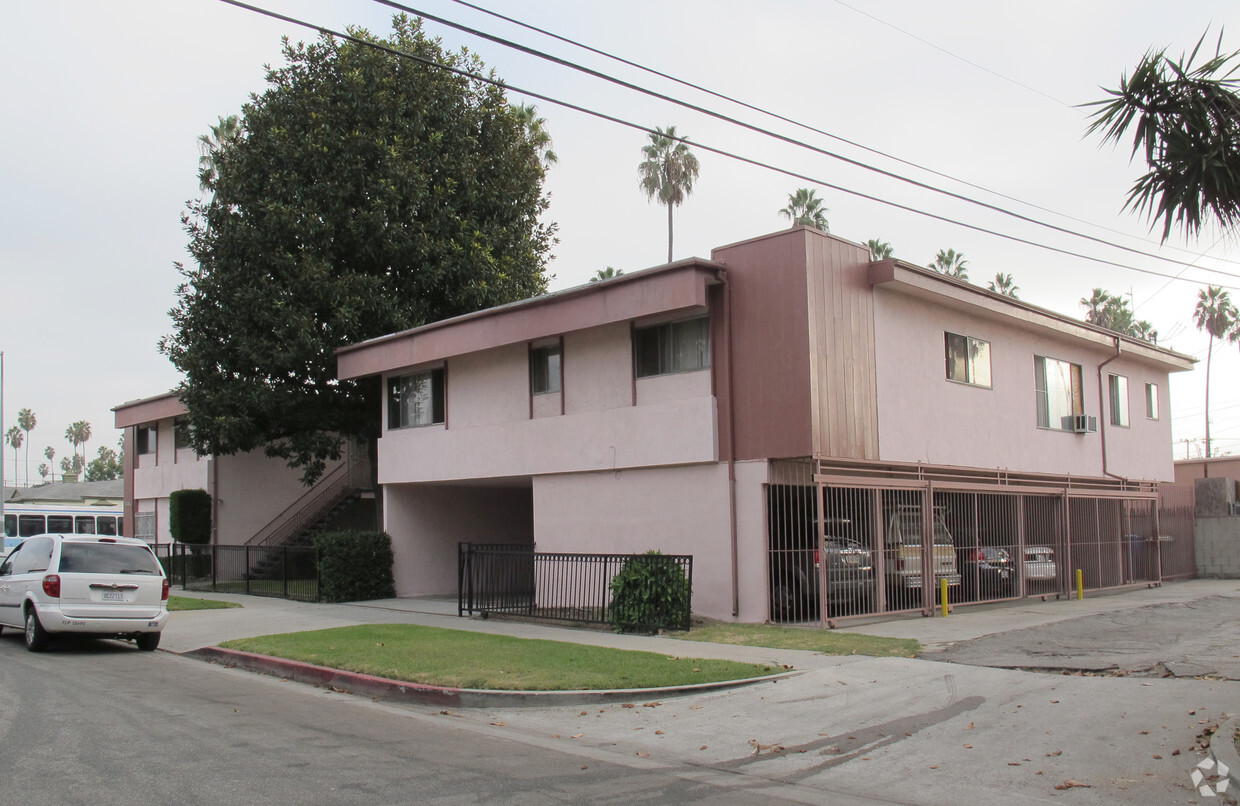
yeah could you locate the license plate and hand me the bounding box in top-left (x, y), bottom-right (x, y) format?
top-left (102, 591), bottom-right (125, 601)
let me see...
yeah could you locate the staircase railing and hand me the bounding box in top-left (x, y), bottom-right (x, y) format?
top-left (245, 445), bottom-right (372, 547)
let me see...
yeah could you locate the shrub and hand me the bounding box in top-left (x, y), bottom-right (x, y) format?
top-left (313, 531), bottom-right (395, 603)
top-left (608, 550), bottom-right (692, 634)
top-left (169, 489), bottom-right (211, 544)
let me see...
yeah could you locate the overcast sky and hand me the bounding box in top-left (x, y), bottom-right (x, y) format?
top-left (2, 0), bottom-right (1238, 486)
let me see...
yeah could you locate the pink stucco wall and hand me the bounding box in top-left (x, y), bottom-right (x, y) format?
top-left (1175, 457), bottom-right (1240, 484)
top-left (532, 463), bottom-right (735, 619)
top-left (385, 482), bottom-right (534, 597)
top-left (872, 286), bottom-right (1178, 481)
top-left (563, 322), bottom-right (634, 414)
top-left (448, 344), bottom-right (529, 428)
top-left (214, 448), bottom-right (347, 544)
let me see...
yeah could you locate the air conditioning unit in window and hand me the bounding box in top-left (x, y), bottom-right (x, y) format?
top-left (1070, 414), bottom-right (1097, 434)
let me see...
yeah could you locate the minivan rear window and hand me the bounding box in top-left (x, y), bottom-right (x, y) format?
top-left (58, 543), bottom-right (162, 575)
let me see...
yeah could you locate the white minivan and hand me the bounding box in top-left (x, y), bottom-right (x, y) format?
top-left (0, 533), bottom-right (169, 652)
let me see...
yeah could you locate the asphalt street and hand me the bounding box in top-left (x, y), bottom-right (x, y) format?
top-left (2, 579), bottom-right (1238, 805)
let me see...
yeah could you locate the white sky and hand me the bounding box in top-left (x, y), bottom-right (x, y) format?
top-left (2, 0), bottom-right (1239, 486)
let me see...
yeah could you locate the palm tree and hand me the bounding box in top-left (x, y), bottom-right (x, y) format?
top-left (1132, 320), bottom-right (1159, 343)
top-left (987, 273), bottom-right (1020, 298)
top-left (37, 462), bottom-right (49, 482)
top-left (65, 420), bottom-right (92, 472)
top-left (929, 249), bottom-right (969, 281)
top-left (866, 239), bottom-right (894, 260)
top-left (1193, 285), bottom-right (1238, 457)
top-left (1080, 288), bottom-right (1111, 323)
top-left (638, 126), bottom-right (701, 263)
top-left (17, 408), bottom-right (35, 486)
top-left (589, 267), bottom-right (623, 283)
top-left (778, 188), bottom-right (829, 230)
top-left (5, 426), bottom-right (21, 488)
top-left (1085, 32), bottom-right (1240, 241)
top-left (510, 102), bottom-right (557, 168)
top-left (44, 446), bottom-right (55, 482)
top-left (198, 114), bottom-right (241, 193)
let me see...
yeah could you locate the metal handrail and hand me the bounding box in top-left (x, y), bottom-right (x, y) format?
top-left (246, 447), bottom-right (371, 547)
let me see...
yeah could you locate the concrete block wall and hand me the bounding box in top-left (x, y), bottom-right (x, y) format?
top-left (1195, 477), bottom-right (1240, 578)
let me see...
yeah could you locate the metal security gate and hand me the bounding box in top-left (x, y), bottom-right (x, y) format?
top-left (766, 459), bottom-right (1167, 625)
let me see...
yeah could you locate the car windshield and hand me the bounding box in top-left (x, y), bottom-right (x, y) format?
top-left (58, 543), bottom-right (162, 575)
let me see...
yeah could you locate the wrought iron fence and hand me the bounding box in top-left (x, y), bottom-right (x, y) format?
top-left (156, 543), bottom-right (320, 602)
top-left (458, 543), bottom-right (693, 631)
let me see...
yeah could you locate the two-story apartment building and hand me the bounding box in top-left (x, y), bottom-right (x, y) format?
top-left (113, 392), bottom-right (370, 546)
top-left (336, 227), bottom-right (1194, 624)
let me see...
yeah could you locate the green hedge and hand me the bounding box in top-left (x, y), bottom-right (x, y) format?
top-left (608, 550), bottom-right (692, 634)
top-left (169, 489), bottom-right (212, 544)
top-left (312, 531), bottom-right (395, 603)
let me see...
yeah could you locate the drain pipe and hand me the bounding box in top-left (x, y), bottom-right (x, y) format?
top-left (721, 269), bottom-right (740, 618)
top-left (1097, 336), bottom-right (1125, 482)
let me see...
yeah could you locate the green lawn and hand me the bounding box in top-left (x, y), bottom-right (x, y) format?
top-left (220, 624), bottom-right (780, 691)
top-left (168, 595), bottom-right (243, 611)
top-left (672, 623), bottom-right (920, 658)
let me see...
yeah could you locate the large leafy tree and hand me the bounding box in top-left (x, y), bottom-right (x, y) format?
top-left (86, 444), bottom-right (123, 482)
top-left (197, 114), bottom-right (242, 193)
top-left (1086, 32), bottom-right (1240, 241)
top-left (778, 188), bottom-right (829, 230)
top-left (161, 16), bottom-right (555, 484)
top-left (1193, 285), bottom-right (1238, 457)
top-left (638, 126), bottom-right (700, 263)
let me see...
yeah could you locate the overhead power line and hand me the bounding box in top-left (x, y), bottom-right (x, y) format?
top-left (214, 0), bottom-right (1240, 291)
top-left (381, 0), bottom-right (1240, 282)
top-left (443, 0), bottom-right (1237, 270)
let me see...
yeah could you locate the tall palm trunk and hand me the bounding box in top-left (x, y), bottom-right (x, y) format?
top-left (666, 200), bottom-right (674, 263)
top-left (1205, 336), bottom-right (1214, 457)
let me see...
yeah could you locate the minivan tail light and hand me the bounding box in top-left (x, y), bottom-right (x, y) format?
top-left (161, 578), bottom-right (170, 601)
top-left (42, 574), bottom-right (61, 598)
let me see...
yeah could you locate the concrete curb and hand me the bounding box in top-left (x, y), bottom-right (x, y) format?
top-left (1209, 717), bottom-right (1240, 793)
top-left (185, 646), bottom-right (800, 708)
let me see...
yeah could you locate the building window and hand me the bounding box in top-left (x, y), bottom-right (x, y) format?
top-left (135, 512), bottom-right (155, 542)
top-left (634, 317), bottom-right (710, 378)
top-left (174, 418), bottom-right (191, 450)
top-left (387, 368), bottom-right (445, 429)
top-left (530, 343), bottom-right (561, 395)
top-left (1145, 382), bottom-right (1159, 420)
top-left (1034, 355), bottom-right (1083, 430)
top-left (1108, 373), bottom-right (1130, 427)
top-left (944, 332), bottom-right (992, 388)
top-left (136, 425), bottom-right (157, 455)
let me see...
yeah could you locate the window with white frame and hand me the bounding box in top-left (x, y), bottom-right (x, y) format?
top-left (1108, 373), bottom-right (1130, 427)
top-left (529, 343), bottom-right (561, 395)
top-left (944, 332), bottom-right (992, 387)
top-left (387, 368), bottom-right (445, 429)
top-left (1034, 355), bottom-right (1083, 430)
top-left (135, 512), bottom-right (156, 542)
top-left (1145, 382), bottom-right (1159, 420)
top-left (634, 317), bottom-right (710, 378)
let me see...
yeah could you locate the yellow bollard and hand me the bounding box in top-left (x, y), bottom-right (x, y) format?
top-left (941, 577), bottom-right (949, 617)
top-left (1076, 569), bottom-right (1084, 600)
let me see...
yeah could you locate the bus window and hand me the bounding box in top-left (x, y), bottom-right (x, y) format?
top-left (18, 515), bottom-right (46, 537)
top-left (97, 516), bottom-right (118, 536)
top-left (4, 514), bottom-right (13, 537)
top-left (75, 516), bottom-right (97, 534)
top-left (47, 516), bottom-right (74, 533)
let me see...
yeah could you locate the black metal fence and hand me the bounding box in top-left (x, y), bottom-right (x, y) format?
top-left (458, 543), bottom-right (693, 631)
top-left (156, 543), bottom-right (320, 602)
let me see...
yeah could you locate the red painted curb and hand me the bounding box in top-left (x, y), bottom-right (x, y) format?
top-left (187, 647), bottom-right (464, 707)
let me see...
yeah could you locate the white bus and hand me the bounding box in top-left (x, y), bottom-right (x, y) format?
top-left (3, 503), bottom-right (124, 541)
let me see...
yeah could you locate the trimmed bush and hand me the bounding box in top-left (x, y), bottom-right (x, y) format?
top-left (169, 489), bottom-right (212, 544)
top-left (313, 531), bottom-right (395, 603)
top-left (608, 550), bottom-right (692, 634)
